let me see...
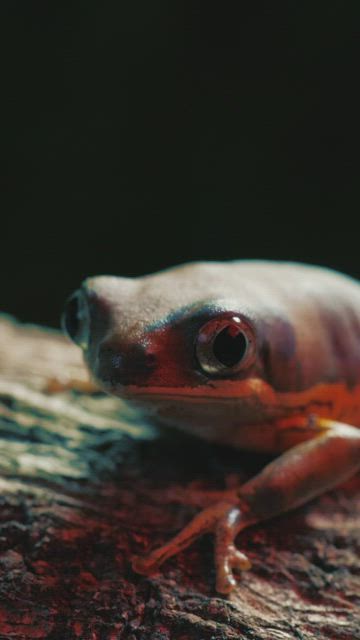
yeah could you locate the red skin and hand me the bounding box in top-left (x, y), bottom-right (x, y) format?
top-left (64, 260), bottom-right (360, 592)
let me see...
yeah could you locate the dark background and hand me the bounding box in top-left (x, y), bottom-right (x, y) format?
top-left (1, 2), bottom-right (359, 327)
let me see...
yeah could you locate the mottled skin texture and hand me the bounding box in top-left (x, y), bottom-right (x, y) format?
top-left (63, 261), bottom-right (360, 593)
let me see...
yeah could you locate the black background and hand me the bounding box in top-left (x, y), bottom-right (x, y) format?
top-left (1, 2), bottom-right (359, 327)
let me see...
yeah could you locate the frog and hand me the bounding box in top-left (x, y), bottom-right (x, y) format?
top-left (62, 260), bottom-right (360, 593)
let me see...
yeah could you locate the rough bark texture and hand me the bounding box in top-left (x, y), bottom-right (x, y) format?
top-left (0, 314), bottom-right (359, 640)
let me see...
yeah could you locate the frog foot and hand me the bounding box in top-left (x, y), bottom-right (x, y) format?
top-left (132, 500), bottom-right (252, 594)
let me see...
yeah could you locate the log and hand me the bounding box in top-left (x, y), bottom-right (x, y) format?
top-left (0, 314), bottom-right (359, 640)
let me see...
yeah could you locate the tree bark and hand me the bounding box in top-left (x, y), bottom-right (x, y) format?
top-left (0, 314), bottom-right (359, 640)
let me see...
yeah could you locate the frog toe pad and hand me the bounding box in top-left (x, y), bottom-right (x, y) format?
top-left (132, 500), bottom-right (251, 594)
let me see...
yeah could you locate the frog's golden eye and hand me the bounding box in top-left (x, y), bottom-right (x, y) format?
top-left (195, 316), bottom-right (256, 376)
top-left (61, 289), bottom-right (90, 348)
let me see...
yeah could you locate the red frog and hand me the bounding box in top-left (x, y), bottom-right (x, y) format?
top-left (62, 260), bottom-right (360, 593)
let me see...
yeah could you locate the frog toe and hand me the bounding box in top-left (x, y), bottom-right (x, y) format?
top-left (215, 543), bottom-right (251, 594)
top-left (131, 500), bottom-right (252, 592)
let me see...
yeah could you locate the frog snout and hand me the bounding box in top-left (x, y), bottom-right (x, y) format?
top-left (95, 342), bottom-right (157, 388)
top-left (62, 284), bottom-right (157, 388)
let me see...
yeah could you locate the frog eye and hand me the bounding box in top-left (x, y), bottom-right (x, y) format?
top-left (61, 289), bottom-right (90, 348)
top-left (195, 315), bottom-right (256, 376)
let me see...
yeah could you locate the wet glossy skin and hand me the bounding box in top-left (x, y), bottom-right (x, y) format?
top-left (63, 260), bottom-right (360, 593)
top-left (70, 261), bottom-right (360, 450)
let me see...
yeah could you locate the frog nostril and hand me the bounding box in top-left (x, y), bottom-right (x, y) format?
top-left (145, 352), bottom-right (157, 368)
top-left (97, 344), bottom-right (157, 386)
top-left (110, 352), bottom-right (123, 370)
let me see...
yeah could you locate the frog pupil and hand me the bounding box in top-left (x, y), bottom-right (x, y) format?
top-left (212, 326), bottom-right (247, 367)
top-left (63, 294), bottom-right (80, 341)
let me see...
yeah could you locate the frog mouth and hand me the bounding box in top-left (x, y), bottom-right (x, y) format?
top-left (119, 377), bottom-right (276, 403)
top-left (113, 380), bottom-right (360, 429)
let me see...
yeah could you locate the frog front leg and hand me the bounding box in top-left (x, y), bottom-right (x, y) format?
top-left (132, 418), bottom-right (360, 593)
